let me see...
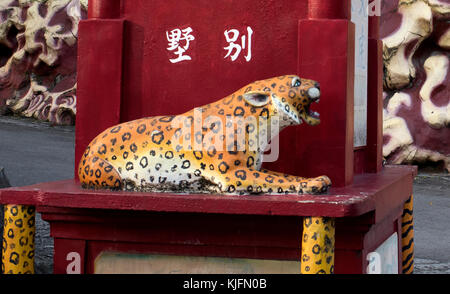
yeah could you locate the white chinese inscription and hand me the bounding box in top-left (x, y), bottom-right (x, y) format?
top-left (224, 26), bottom-right (253, 62)
top-left (166, 27), bottom-right (195, 63)
top-left (351, 0), bottom-right (368, 147)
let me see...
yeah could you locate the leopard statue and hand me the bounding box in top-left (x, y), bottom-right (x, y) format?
top-left (78, 75), bottom-right (331, 195)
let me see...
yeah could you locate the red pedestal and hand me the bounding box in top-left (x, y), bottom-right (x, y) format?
top-left (0, 0), bottom-right (415, 274)
top-left (0, 165), bottom-right (416, 274)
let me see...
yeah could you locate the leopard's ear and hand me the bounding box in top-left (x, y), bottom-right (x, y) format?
top-left (243, 91), bottom-right (271, 107)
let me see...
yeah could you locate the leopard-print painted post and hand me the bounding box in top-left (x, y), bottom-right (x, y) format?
top-left (300, 216), bottom-right (335, 274)
top-left (401, 195), bottom-right (414, 274)
top-left (1, 205), bottom-right (35, 274)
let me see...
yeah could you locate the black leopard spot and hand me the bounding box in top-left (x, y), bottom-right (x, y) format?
top-left (159, 116), bottom-right (175, 122)
top-left (165, 151), bottom-right (174, 159)
top-left (184, 116), bottom-right (194, 127)
top-left (14, 219), bottom-right (23, 228)
top-left (98, 144), bottom-right (107, 155)
top-left (207, 146), bottom-right (217, 157)
top-left (140, 157), bottom-right (148, 168)
top-left (9, 252), bottom-right (19, 265)
top-left (152, 131), bottom-right (164, 144)
top-left (110, 126), bottom-right (121, 133)
top-left (7, 228), bottom-right (14, 239)
top-left (209, 122), bottom-right (221, 134)
top-left (155, 163), bottom-right (162, 171)
top-left (246, 124), bottom-right (255, 133)
top-left (104, 165), bottom-right (113, 172)
top-left (95, 169), bottom-right (101, 178)
top-left (123, 151), bottom-right (129, 159)
top-left (181, 160), bottom-right (191, 169)
top-left (235, 170), bottom-right (247, 180)
top-left (247, 156), bottom-right (255, 168)
top-left (158, 177), bottom-right (167, 183)
top-left (260, 108), bottom-right (269, 119)
top-left (194, 169), bottom-right (202, 176)
top-left (227, 185), bottom-right (236, 193)
top-left (312, 244), bottom-right (321, 254)
top-left (19, 236), bottom-right (28, 247)
top-left (122, 132), bottom-right (132, 142)
top-left (223, 96), bottom-right (234, 105)
top-left (126, 162), bottom-right (134, 171)
top-left (193, 151), bottom-right (203, 160)
top-left (218, 162), bottom-right (230, 174)
top-left (137, 124), bottom-right (146, 134)
top-left (265, 175), bottom-right (274, 183)
top-left (288, 90), bottom-right (297, 98)
top-left (130, 143), bottom-right (138, 153)
top-left (234, 107), bottom-right (245, 117)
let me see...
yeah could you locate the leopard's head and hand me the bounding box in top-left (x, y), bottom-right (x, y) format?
top-left (242, 75), bottom-right (321, 126)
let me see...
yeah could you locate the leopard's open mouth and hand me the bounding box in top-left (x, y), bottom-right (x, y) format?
top-left (302, 90), bottom-right (321, 125)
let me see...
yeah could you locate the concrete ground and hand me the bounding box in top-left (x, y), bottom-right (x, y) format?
top-left (0, 115), bottom-right (449, 274)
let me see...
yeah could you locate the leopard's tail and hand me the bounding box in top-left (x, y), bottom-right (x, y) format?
top-left (78, 155), bottom-right (122, 190)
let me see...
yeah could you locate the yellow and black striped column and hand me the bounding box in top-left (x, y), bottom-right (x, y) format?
top-left (401, 195), bottom-right (414, 274)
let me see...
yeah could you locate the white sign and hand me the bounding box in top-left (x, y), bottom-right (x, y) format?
top-left (366, 233), bottom-right (399, 274)
top-left (351, 0), bottom-right (368, 147)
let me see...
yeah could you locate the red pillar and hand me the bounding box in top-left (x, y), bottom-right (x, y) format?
top-left (296, 0), bottom-right (355, 187)
top-left (365, 0), bottom-right (383, 173)
top-left (88, 0), bottom-right (121, 19)
top-left (308, 0), bottom-right (351, 19)
top-left (74, 1), bottom-right (124, 179)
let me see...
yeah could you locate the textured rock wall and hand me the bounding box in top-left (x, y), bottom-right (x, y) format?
top-left (0, 0), bottom-right (87, 125)
top-left (381, 0), bottom-right (450, 172)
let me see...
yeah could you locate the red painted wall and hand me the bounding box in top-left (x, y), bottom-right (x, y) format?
top-left (119, 0), bottom-right (308, 122)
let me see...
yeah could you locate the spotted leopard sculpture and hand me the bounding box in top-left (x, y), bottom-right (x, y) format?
top-left (79, 75), bottom-right (331, 195)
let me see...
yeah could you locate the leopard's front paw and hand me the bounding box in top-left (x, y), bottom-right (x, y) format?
top-left (298, 175), bottom-right (331, 195)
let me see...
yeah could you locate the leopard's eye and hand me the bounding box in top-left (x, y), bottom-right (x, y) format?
top-left (292, 78), bottom-right (301, 87)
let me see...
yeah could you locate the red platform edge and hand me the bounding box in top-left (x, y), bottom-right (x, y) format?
top-left (0, 165), bottom-right (416, 221)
